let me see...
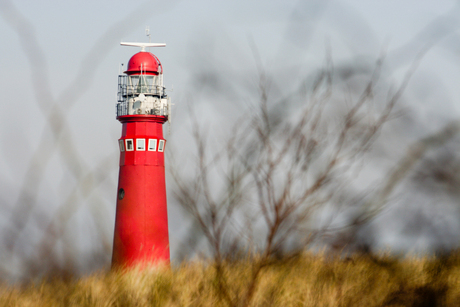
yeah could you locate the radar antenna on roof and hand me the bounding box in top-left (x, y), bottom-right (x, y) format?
top-left (120, 42), bottom-right (166, 52)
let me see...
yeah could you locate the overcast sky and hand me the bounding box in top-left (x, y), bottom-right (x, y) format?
top-left (0, 0), bottom-right (460, 274)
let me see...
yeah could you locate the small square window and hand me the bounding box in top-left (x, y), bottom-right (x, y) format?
top-left (136, 139), bottom-right (146, 151)
top-left (148, 139), bottom-right (157, 151)
top-left (125, 139), bottom-right (134, 151)
top-left (118, 139), bottom-right (125, 152)
top-left (158, 139), bottom-right (165, 152)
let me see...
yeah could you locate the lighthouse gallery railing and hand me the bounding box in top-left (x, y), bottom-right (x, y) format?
top-left (116, 75), bottom-right (167, 117)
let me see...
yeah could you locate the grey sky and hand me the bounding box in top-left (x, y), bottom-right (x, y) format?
top-left (0, 0), bottom-right (460, 277)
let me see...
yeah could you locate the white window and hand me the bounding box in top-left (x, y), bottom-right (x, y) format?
top-left (136, 139), bottom-right (146, 151)
top-left (118, 139), bottom-right (125, 152)
top-left (125, 139), bottom-right (134, 151)
top-left (158, 139), bottom-right (165, 152)
top-left (148, 139), bottom-right (157, 151)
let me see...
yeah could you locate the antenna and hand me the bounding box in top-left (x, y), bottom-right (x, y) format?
top-left (120, 42), bottom-right (166, 52)
top-left (145, 26), bottom-right (151, 43)
top-left (145, 26), bottom-right (151, 51)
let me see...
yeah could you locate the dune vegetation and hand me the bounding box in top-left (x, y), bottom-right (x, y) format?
top-left (1, 252), bottom-right (460, 307)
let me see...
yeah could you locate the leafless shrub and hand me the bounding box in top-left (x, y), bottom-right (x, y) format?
top-left (168, 42), bottom-right (457, 304)
top-left (1, 0), bottom-right (460, 291)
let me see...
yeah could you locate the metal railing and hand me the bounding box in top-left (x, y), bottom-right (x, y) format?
top-left (116, 75), bottom-right (170, 116)
top-left (117, 75), bottom-right (165, 102)
top-left (116, 102), bottom-right (169, 117)
top-left (116, 75), bottom-right (168, 117)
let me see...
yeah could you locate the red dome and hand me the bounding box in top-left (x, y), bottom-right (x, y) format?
top-left (125, 51), bottom-right (162, 75)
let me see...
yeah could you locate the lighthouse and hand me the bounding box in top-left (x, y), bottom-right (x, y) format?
top-left (112, 42), bottom-right (171, 268)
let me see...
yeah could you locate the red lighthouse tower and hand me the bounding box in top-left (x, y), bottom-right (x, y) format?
top-left (112, 42), bottom-right (171, 268)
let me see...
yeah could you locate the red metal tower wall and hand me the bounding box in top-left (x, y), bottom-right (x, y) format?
top-left (112, 115), bottom-right (169, 268)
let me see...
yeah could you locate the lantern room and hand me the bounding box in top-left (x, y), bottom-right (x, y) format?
top-left (116, 43), bottom-right (171, 118)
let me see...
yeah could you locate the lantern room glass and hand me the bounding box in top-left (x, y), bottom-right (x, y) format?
top-left (127, 75), bottom-right (159, 94)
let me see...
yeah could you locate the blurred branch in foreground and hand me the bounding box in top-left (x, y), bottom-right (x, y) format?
top-left (169, 42), bottom-right (455, 305)
top-left (0, 0), bottom-right (176, 281)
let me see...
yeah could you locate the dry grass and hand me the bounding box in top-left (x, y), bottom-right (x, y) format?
top-left (1, 252), bottom-right (460, 306)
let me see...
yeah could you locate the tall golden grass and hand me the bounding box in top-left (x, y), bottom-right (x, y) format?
top-left (1, 252), bottom-right (459, 306)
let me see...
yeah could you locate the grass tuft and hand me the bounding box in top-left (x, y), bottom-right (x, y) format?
top-left (1, 252), bottom-right (460, 306)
